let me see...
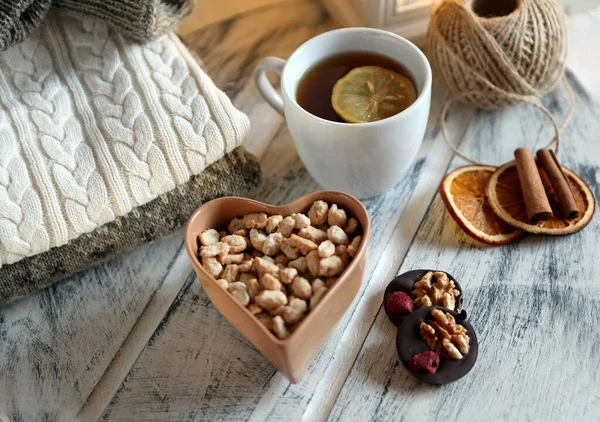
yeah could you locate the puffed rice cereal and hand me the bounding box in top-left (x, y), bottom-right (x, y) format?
top-left (197, 201), bottom-right (363, 339)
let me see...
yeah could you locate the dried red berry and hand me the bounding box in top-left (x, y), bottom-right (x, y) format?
top-left (385, 291), bottom-right (414, 315)
top-left (408, 351), bottom-right (440, 374)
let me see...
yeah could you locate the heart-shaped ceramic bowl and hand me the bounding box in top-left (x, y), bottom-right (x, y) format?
top-left (184, 191), bottom-right (370, 382)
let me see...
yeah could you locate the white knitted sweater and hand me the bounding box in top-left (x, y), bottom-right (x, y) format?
top-left (0, 10), bottom-right (250, 268)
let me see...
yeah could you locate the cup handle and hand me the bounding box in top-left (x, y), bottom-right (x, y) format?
top-left (254, 57), bottom-right (286, 114)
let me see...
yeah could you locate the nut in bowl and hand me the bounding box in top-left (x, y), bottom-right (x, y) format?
top-left (184, 191), bottom-right (370, 382)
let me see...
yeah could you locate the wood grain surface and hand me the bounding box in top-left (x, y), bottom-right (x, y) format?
top-left (330, 69), bottom-right (600, 421)
top-left (2, 0), bottom-right (600, 421)
top-left (0, 234), bottom-right (185, 421)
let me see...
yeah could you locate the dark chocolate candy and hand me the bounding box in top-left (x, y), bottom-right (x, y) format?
top-left (383, 269), bottom-right (463, 326)
top-left (396, 306), bottom-right (478, 385)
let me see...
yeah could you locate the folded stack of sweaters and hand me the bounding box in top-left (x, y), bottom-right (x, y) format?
top-left (0, 1), bottom-right (262, 303)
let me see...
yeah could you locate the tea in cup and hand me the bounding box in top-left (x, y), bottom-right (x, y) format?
top-left (254, 28), bottom-right (432, 199)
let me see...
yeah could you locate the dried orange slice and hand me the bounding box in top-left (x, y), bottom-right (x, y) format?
top-left (486, 161), bottom-right (595, 235)
top-left (439, 166), bottom-right (525, 246)
top-left (331, 66), bottom-right (417, 123)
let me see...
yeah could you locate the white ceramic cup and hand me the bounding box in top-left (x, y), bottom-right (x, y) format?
top-left (254, 28), bottom-right (432, 199)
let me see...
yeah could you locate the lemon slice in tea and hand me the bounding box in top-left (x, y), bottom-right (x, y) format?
top-left (332, 66), bottom-right (417, 123)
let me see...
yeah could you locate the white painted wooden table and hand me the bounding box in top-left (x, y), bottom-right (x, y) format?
top-left (2, 1), bottom-right (600, 421)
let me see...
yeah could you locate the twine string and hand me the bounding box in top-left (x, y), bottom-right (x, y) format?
top-left (440, 75), bottom-right (575, 165)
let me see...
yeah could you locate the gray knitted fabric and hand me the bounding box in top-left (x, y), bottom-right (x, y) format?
top-left (53, 0), bottom-right (195, 40)
top-left (0, 147), bottom-right (261, 305)
top-left (0, 0), bottom-right (51, 51)
top-left (0, 0), bottom-right (194, 51)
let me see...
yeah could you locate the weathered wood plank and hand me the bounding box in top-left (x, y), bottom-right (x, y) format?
top-left (0, 233), bottom-right (184, 422)
top-left (328, 67), bottom-right (600, 421)
top-left (75, 248), bottom-right (195, 422)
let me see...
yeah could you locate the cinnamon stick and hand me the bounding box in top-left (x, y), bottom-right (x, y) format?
top-left (536, 149), bottom-right (579, 219)
top-left (514, 148), bottom-right (553, 223)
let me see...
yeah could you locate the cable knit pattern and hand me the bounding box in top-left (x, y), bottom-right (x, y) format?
top-left (0, 108), bottom-right (49, 265)
top-left (3, 32), bottom-right (114, 238)
top-left (63, 13), bottom-right (176, 204)
top-left (143, 39), bottom-right (215, 172)
top-left (0, 10), bottom-right (250, 269)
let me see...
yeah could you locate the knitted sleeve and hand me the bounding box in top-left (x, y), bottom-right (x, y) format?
top-left (52, 0), bottom-right (196, 40)
top-left (0, 0), bottom-right (51, 51)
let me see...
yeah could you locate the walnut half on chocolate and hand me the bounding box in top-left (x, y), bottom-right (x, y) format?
top-left (420, 309), bottom-right (470, 360)
top-left (413, 271), bottom-right (460, 310)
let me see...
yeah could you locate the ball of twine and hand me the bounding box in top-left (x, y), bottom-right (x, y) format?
top-left (427, 0), bottom-right (574, 164)
top-left (428, 0), bottom-right (567, 108)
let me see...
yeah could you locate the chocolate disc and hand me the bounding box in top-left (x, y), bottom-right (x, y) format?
top-left (383, 269), bottom-right (463, 326)
top-left (396, 306), bottom-right (478, 385)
